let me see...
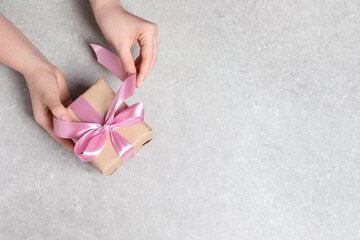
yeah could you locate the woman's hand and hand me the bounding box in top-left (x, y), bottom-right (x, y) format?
top-left (24, 63), bottom-right (74, 151)
top-left (0, 13), bottom-right (74, 151)
top-left (90, 0), bottom-right (158, 87)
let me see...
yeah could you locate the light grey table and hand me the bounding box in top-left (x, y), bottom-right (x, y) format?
top-left (1, 0), bottom-right (360, 239)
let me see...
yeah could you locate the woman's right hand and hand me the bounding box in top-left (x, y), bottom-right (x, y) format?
top-left (24, 63), bottom-right (74, 151)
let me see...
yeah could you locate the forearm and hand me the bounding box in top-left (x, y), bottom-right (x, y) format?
top-left (89, 0), bottom-right (122, 11)
top-left (0, 13), bottom-right (50, 76)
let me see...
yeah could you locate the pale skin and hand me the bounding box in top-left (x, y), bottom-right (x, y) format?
top-left (0, 0), bottom-right (158, 151)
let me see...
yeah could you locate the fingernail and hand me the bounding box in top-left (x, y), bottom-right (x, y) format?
top-left (61, 115), bottom-right (68, 121)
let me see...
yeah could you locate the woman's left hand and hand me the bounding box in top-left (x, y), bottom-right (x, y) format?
top-left (90, 0), bottom-right (158, 87)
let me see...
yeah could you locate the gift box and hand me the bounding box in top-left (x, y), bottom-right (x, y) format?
top-left (65, 78), bottom-right (152, 175)
top-left (53, 44), bottom-right (152, 175)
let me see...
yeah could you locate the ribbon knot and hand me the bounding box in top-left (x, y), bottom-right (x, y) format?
top-left (102, 123), bottom-right (112, 132)
top-left (53, 44), bottom-right (145, 164)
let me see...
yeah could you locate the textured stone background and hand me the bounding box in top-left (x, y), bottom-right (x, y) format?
top-left (1, 0), bottom-right (360, 239)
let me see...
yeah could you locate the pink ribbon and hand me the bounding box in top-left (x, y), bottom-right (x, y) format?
top-left (53, 44), bottom-right (144, 163)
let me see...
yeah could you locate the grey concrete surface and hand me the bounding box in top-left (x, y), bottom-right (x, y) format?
top-left (1, 0), bottom-right (360, 239)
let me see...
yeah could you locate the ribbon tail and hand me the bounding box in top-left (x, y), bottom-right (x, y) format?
top-left (90, 43), bottom-right (137, 124)
top-left (90, 43), bottom-right (128, 81)
top-left (104, 75), bottom-right (136, 123)
top-left (110, 131), bottom-right (135, 164)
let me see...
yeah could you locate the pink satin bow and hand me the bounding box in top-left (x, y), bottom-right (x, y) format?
top-left (53, 44), bottom-right (144, 163)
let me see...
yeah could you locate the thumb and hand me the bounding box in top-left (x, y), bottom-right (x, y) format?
top-left (46, 94), bottom-right (72, 121)
top-left (118, 46), bottom-right (136, 75)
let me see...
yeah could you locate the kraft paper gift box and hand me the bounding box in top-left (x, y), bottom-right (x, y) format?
top-left (67, 78), bottom-right (152, 175)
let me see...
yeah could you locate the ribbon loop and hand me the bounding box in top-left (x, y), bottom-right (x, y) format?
top-left (53, 44), bottom-right (145, 163)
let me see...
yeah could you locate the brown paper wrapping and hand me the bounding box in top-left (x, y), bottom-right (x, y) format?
top-left (67, 78), bottom-right (152, 175)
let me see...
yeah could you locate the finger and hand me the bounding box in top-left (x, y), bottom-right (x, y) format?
top-left (39, 113), bottom-right (75, 152)
top-left (58, 81), bottom-right (72, 108)
top-left (135, 55), bottom-right (142, 74)
top-left (44, 93), bottom-right (72, 122)
top-left (48, 130), bottom-right (75, 152)
top-left (63, 98), bottom-right (73, 108)
top-left (150, 28), bottom-right (158, 71)
top-left (117, 45), bottom-right (136, 76)
top-left (54, 67), bottom-right (72, 104)
top-left (137, 35), bottom-right (155, 87)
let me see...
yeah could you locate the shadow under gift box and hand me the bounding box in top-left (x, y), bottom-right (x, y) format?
top-left (67, 78), bottom-right (152, 175)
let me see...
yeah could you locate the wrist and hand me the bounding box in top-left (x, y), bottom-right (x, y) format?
top-left (21, 56), bottom-right (54, 83)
